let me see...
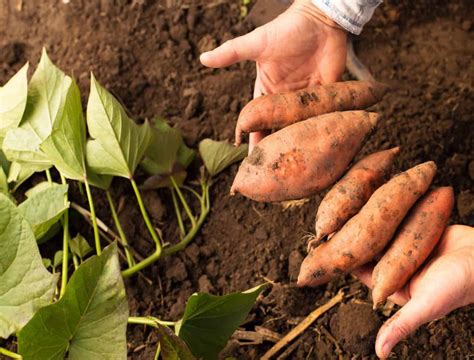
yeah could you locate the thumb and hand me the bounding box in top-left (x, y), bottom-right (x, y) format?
top-left (200, 27), bottom-right (265, 68)
top-left (375, 298), bottom-right (435, 358)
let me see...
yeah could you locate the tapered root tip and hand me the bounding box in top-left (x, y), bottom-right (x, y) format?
top-left (367, 112), bottom-right (379, 127)
top-left (371, 287), bottom-right (385, 309)
top-left (390, 146), bottom-right (401, 155)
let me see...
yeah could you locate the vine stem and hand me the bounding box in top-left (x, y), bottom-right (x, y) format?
top-left (106, 190), bottom-right (135, 267)
top-left (45, 168), bottom-right (52, 184)
top-left (59, 175), bottom-right (70, 298)
top-left (130, 178), bottom-right (162, 252)
top-left (128, 316), bottom-right (176, 328)
top-left (121, 180), bottom-right (210, 278)
top-left (170, 176), bottom-right (196, 228)
top-left (84, 178), bottom-right (101, 255)
top-left (0, 347), bottom-right (22, 359)
top-left (171, 188), bottom-right (186, 237)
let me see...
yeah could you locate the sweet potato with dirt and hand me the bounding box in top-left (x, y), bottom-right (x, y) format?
top-left (309, 147), bottom-right (400, 251)
top-left (235, 81), bottom-right (388, 145)
top-left (230, 111), bottom-right (379, 202)
top-left (371, 187), bottom-right (454, 306)
top-left (297, 161), bottom-right (437, 287)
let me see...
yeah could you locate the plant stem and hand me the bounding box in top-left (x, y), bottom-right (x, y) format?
top-left (121, 180), bottom-right (211, 278)
top-left (0, 347), bottom-right (22, 359)
top-left (130, 178), bottom-right (162, 252)
top-left (106, 190), bottom-right (135, 267)
top-left (171, 188), bottom-right (186, 237)
top-left (154, 343), bottom-right (161, 360)
top-left (128, 316), bottom-right (176, 328)
top-left (59, 175), bottom-right (70, 299)
top-left (45, 168), bottom-right (52, 184)
top-left (72, 252), bottom-right (79, 269)
top-left (84, 178), bottom-right (101, 255)
top-left (170, 176), bottom-right (196, 228)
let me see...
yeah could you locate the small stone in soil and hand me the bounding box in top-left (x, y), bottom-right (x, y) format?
top-left (165, 258), bottom-right (188, 282)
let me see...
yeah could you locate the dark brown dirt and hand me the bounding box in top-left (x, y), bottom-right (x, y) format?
top-left (1, 0), bottom-right (473, 359)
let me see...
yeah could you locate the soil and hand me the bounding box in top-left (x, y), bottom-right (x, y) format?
top-left (1, 0), bottom-right (473, 359)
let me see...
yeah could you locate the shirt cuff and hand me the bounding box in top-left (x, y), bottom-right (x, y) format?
top-left (312, 0), bottom-right (382, 35)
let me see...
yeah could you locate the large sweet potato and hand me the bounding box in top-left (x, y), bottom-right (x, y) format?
top-left (297, 161), bottom-right (437, 287)
top-left (371, 187), bottom-right (454, 306)
top-left (310, 147), bottom-right (400, 250)
top-left (235, 81), bottom-right (388, 145)
top-left (231, 111), bottom-right (379, 202)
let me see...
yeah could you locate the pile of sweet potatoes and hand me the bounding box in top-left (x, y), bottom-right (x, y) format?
top-left (231, 80), bottom-right (454, 307)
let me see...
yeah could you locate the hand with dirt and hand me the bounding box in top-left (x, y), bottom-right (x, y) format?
top-left (200, 0), bottom-right (347, 151)
top-left (354, 225), bottom-right (474, 358)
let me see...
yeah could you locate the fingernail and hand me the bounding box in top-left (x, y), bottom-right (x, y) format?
top-left (381, 342), bottom-right (392, 358)
top-left (200, 52), bottom-right (210, 63)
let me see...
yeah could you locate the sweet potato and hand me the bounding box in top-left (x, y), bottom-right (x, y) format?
top-left (371, 187), bottom-right (454, 306)
top-left (230, 111), bottom-right (379, 202)
top-left (297, 161), bottom-right (437, 287)
top-left (309, 147), bottom-right (400, 251)
top-left (235, 81), bottom-right (388, 145)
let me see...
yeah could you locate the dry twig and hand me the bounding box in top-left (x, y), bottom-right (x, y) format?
top-left (261, 289), bottom-right (345, 359)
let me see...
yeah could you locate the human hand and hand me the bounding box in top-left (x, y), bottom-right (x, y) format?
top-left (200, 0), bottom-right (347, 151)
top-left (354, 225), bottom-right (474, 358)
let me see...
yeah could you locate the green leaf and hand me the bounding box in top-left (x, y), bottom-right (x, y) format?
top-left (2, 127), bottom-right (52, 165)
top-left (156, 324), bottom-right (195, 360)
top-left (86, 75), bottom-right (152, 179)
top-left (18, 243), bottom-right (129, 360)
top-left (69, 233), bottom-right (93, 259)
top-left (42, 258), bottom-right (52, 269)
top-left (0, 166), bottom-right (8, 195)
top-left (177, 142), bottom-right (195, 169)
top-left (21, 48), bottom-right (71, 141)
top-left (24, 181), bottom-right (58, 198)
top-left (198, 139), bottom-right (248, 177)
top-left (177, 284), bottom-right (266, 359)
top-left (18, 184), bottom-right (69, 241)
top-left (53, 250), bottom-right (63, 269)
top-left (0, 194), bottom-right (58, 339)
top-left (0, 63), bottom-right (28, 138)
top-left (41, 79), bottom-right (87, 181)
top-left (141, 118), bottom-right (183, 175)
top-left (7, 161), bottom-right (47, 191)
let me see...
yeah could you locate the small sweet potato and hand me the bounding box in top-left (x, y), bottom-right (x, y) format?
top-left (371, 187), bottom-right (454, 306)
top-left (310, 147), bottom-right (400, 250)
top-left (235, 81), bottom-right (388, 145)
top-left (230, 111), bottom-right (379, 202)
top-left (297, 161), bottom-right (437, 287)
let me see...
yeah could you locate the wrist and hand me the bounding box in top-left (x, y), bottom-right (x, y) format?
top-left (290, 0), bottom-right (346, 33)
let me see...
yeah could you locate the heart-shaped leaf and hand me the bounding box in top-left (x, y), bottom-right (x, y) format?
top-left (41, 78), bottom-right (86, 181)
top-left (24, 181), bottom-right (58, 198)
top-left (21, 48), bottom-right (71, 141)
top-left (86, 75), bottom-right (152, 179)
top-left (177, 284), bottom-right (266, 359)
top-left (0, 63), bottom-right (28, 139)
top-left (177, 142), bottom-right (195, 169)
top-left (2, 127), bottom-right (51, 165)
top-left (0, 194), bottom-right (58, 339)
top-left (7, 162), bottom-right (47, 192)
top-left (141, 118), bottom-right (183, 175)
top-left (156, 324), bottom-right (195, 360)
top-left (69, 233), bottom-right (93, 259)
top-left (18, 184), bottom-right (69, 241)
top-left (198, 139), bottom-right (248, 177)
top-left (18, 243), bottom-right (129, 360)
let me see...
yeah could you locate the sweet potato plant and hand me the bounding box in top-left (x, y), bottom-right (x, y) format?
top-left (0, 49), bottom-right (263, 360)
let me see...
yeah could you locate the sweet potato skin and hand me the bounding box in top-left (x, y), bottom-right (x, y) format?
top-left (311, 147), bottom-right (400, 249)
top-left (371, 187), bottom-right (454, 306)
top-left (230, 111), bottom-right (379, 202)
top-left (297, 161), bottom-right (437, 287)
top-left (235, 81), bottom-right (388, 145)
